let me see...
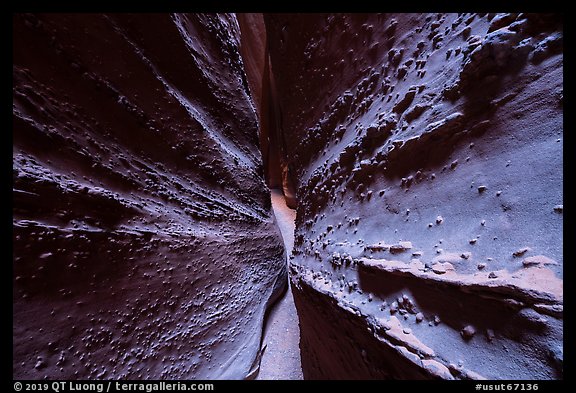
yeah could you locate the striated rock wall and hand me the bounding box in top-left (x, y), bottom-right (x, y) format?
top-left (265, 13), bottom-right (563, 379)
top-left (13, 13), bottom-right (286, 379)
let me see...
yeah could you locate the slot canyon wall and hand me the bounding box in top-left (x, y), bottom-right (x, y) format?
top-left (13, 12), bottom-right (563, 381)
top-left (237, 14), bottom-right (299, 209)
top-left (265, 13), bottom-right (563, 379)
top-left (13, 13), bottom-right (287, 379)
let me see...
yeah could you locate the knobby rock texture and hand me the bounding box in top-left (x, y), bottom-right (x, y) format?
top-left (13, 13), bottom-right (286, 379)
top-left (13, 12), bottom-right (563, 381)
top-left (265, 13), bottom-right (563, 379)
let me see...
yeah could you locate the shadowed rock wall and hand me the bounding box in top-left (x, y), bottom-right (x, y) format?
top-left (13, 13), bottom-right (286, 379)
top-left (13, 12), bottom-right (564, 381)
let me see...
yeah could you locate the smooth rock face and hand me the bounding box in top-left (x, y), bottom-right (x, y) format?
top-left (266, 13), bottom-right (563, 379)
top-left (13, 13), bottom-right (286, 379)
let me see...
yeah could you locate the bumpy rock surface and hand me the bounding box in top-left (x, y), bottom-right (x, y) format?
top-left (13, 13), bottom-right (286, 379)
top-left (266, 13), bottom-right (563, 379)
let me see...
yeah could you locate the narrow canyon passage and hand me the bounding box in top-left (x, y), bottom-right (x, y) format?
top-left (13, 13), bottom-right (563, 381)
top-left (256, 189), bottom-right (303, 380)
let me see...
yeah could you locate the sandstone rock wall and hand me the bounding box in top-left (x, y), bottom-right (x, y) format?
top-left (12, 12), bottom-right (564, 381)
top-left (13, 13), bottom-right (286, 379)
top-left (265, 13), bottom-right (563, 379)
top-left (238, 15), bottom-right (298, 208)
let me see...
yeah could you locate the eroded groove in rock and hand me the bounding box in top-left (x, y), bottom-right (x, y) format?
top-left (266, 13), bottom-right (563, 379)
top-left (13, 13), bottom-right (286, 379)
